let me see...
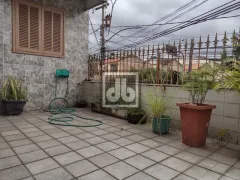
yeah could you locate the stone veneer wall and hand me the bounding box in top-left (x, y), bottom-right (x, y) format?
top-left (0, 0), bottom-right (89, 110)
top-left (83, 81), bottom-right (240, 145)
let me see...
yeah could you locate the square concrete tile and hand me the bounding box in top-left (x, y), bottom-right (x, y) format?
top-left (186, 147), bottom-right (212, 157)
top-left (125, 155), bottom-right (155, 170)
top-left (0, 156), bottom-right (21, 170)
top-left (126, 143), bottom-right (150, 153)
top-left (54, 152), bottom-right (83, 165)
top-left (85, 137), bottom-right (107, 145)
top-left (1, 130), bottom-right (21, 136)
top-left (78, 169), bottom-right (116, 180)
top-left (3, 133), bottom-right (26, 141)
top-left (37, 139), bottom-right (61, 149)
top-left (113, 138), bottom-right (134, 146)
top-left (19, 150), bottom-right (49, 163)
top-left (198, 158), bottom-right (231, 174)
top-left (66, 140), bottom-right (91, 150)
top-left (96, 141), bottom-right (120, 152)
top-left (139, 132), bottom-right (158, 138)
top-left (65, 160), bottom-right (98, 177)
top-left (175, 151), bottom-right (203, 164)
top-left (139, 139), bottom-right (162, 148)
top-left (126, 134), bottom-right (147, 142)
top-left (109, 147), bottom-right (136, 160)
top-left (141, 149), bottom-right (169, 162)
top-left (173, 174), bottom-right (195, 180)
top-left (225, 167), bottom-right (240, 180)
top-left (57, 136), bottom-right (79, 144)
top-left (92, 129), bottom-right (109, 136)
top-left (125, 172), bottom-right (156, 180)
top-left (208, 153), bottom-right (238, 166)
top-left (235, 161), bottom-right (240, 169)
top-left (105, 127), bottom-right (121, 133)
top-left (199, 171), bottom-right (222, 180)
top-left (22, 177), bottom-right (35, 180)
top-left (43, 128), bottom-right (63, 135)
top-left (77, 146), bottom-right (103, 158)
top-left (50, 132), bottom-right (70, 138)
top-left (168, 140), bottom-right (190, 150)
top-left (0, 142), bottom-right (9, 150)
top-left (184, 165), bottom-right (208, 179)
top-left (0, 165), bottom-right (30, 180)
top-left (76, 132), bottom-right (95, 139)
top-left (152, 136), bottom-right (173, 144)
top-left (156, 145), bottom-right (181, 155)
top-left (68, 128), bottom-right (85, 135)
top-left (25, 131), bottom-right (45, 138)
top-left (161, 157), bottom-right (192, 172)
top-left (0, 148), bottom-right (15, 158)
top-left (31, 135), bottom-right (52, 143)
top-left (104, 161), bottom-right (138, 180)
top-left (89, 153), bottom-right (119, 168)
top-left (219, 176), bottom-right (235, 180)
top-left (9, 139), bottom-right (32, 147)
top-left (114, 130), bottom-right (133, 137)
top-left (101, 133), bottom-right (121, 140)
top-left (21, 128), bottom-right (39, 133)
top-left (127, 128), bottom-right (144, 134)
top-left (13, 144), bottom-right (40, 155)
top-left (34, 167), bottom-right (73, 180)
top-left (26, 158), bottom-right (59, 175)
top-left (44, 145), bottom-right (71, 156)
top-left (144, 164), bottom-right (179, 180)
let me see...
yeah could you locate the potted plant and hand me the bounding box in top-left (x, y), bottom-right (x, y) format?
top-left (1, 76), bottom-right (27, 115)
top-left (142, 88), bottom-right (172, 135)
top-left (126, 107), bottom-right (146, 124)
top-left (176, 69), bottom-right (218, 147)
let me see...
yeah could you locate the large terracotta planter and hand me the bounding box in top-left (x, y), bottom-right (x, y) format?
top-left (176, 103), bottom-right (216, 147)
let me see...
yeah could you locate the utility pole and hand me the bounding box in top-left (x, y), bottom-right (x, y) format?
top-left (95, 2), bottom-right (109, 77)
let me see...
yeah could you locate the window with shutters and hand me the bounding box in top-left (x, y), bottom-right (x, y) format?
top-left (13, 0), bottom-right (65, 57)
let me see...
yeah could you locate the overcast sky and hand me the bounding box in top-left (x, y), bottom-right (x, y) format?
top-left (89, 0), bottom-right (240, 53)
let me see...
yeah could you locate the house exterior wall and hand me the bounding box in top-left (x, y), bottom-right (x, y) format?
top-left (83, 81), bottom-right (240, 145)
top-left (0, 0), bottom-right (89, 110)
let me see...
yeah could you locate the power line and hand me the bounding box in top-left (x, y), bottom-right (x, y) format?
top-left (117, 0), bottom-right (240, 49)
top-left (89, 18), bottom-right (100, 48)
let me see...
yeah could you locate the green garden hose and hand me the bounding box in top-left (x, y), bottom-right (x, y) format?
top-left (48, 78), bottom-right (103, 127)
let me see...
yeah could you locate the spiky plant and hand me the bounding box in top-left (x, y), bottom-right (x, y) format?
top-left (1, 76), bottom-right (27, 101)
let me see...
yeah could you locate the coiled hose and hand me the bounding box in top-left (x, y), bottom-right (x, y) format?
top-left (48, 78), bottom-right (103, 127)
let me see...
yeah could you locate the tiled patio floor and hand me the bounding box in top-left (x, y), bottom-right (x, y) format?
top-left (0, 109), bottom-right (240, 180)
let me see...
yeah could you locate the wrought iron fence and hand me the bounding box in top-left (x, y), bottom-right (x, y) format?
top-left (88, 30), bottom-right (239, 85)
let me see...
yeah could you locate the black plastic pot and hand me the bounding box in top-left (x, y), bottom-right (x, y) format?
top-left (127, 114), bottom-right (146, 124)
top-left (2, 100), bottom-right (26, 116)
top-left (76, 100), bottom-right (87, 108)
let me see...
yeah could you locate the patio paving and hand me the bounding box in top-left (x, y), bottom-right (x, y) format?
top-left (0, 108), bottom-right (239, 180)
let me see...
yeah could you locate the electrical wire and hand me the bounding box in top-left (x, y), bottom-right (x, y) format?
top-left (89, 18), bottom-right (100, 48)
top-left (117, 0), bottom-right (240, 49)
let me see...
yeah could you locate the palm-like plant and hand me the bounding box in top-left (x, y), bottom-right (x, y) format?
top-left (1, 76), bottom-right (27, 101)
top-left (214, 62), bottom-right (240, 92)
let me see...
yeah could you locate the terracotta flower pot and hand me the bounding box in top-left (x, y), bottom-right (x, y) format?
top-left (176, 103), bottom-right (216, 147)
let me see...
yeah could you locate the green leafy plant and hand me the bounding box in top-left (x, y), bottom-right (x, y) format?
top-left (214, 62), bottom-right (240, 92)
top-left (143, 88), bottom-right (170, 119)
top-left (1, 76), bottom-right (27, 101)
top-left (126, 106), bottom-right (144, 116)
top-left (183, 69), bottom-right (218, 105)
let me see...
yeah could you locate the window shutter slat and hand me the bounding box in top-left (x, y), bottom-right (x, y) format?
top-left (53, 13), bottom-right (61, 53)
top-left (19, 3), bottom-right (29, 48)
top-left (30, 6), bottom-right (39, 49)
top-left (44, 10), bottom-right (53, 51)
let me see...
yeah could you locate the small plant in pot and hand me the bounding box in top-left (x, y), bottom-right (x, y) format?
top-left (176, 69), bottom-right (218, 147)
top-left (126, 107), bottom-right (146, 124)
top-left (143, 89), bottom-right (172, 135)
top-left (1, 76), bottom-right (27, 115)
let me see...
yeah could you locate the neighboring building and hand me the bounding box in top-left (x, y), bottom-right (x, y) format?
top-left (0, 0), bottom-right (105, 110)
